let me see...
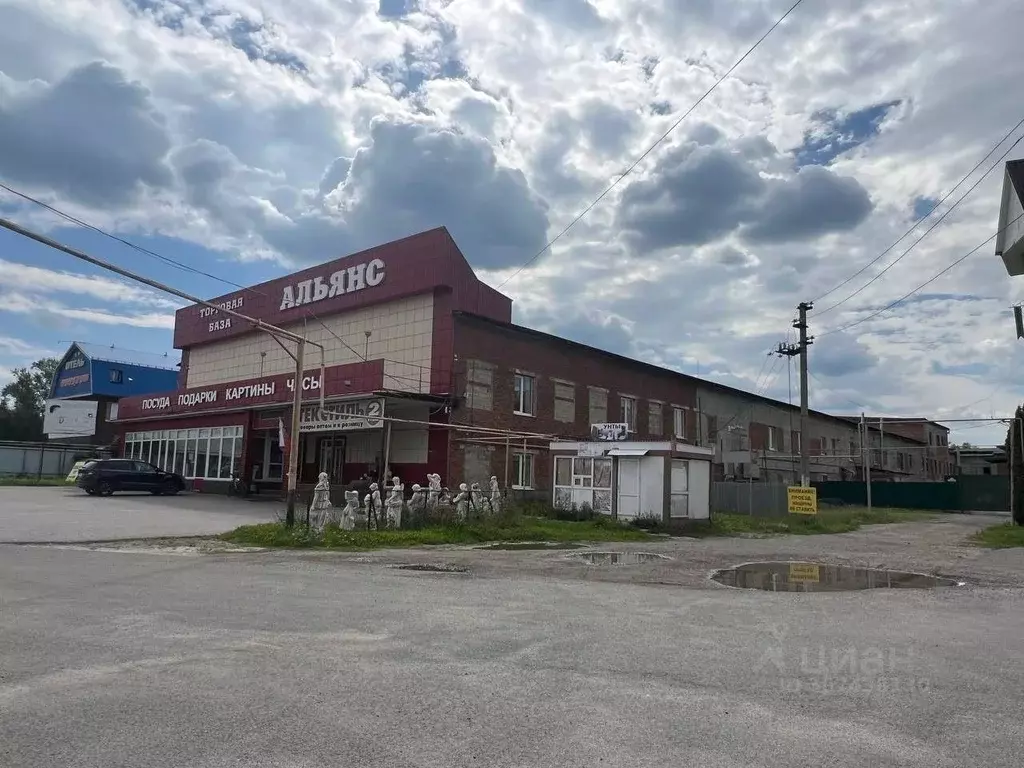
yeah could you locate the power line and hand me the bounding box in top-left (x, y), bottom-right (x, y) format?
top-left (809, 114), bottom-right (1024, 305)
top-left (818, 209), bottom-right (1024, 338)
top-left (812, 132), bottom-right (1024, 317)
top-left (495, 0), bottom-right (807, 291)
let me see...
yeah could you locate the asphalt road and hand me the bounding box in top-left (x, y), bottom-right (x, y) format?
top-left (0, 487), bottom-right (279, 543)
top-left (2, 515), bottom-right (1024, 767)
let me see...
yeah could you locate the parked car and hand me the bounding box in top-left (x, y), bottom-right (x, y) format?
top-left (76, 459), bottom-right (186, 496)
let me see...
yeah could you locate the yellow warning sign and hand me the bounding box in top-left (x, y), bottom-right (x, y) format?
top-left (65, 460), bottom-right (88, 482)
top-left (788, 563), bottom-right (821, 583)
top-left (787, 486), bottom-right (818, 515)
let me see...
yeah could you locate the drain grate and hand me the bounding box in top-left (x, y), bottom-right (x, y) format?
top-left (392, 563), bottom-right (469, 573)
top-left (569, 551), bottom-right (671, 565)
top-left (711, 561), bottom-right (963, 592)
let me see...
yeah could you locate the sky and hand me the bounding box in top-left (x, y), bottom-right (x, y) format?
top-left (1, 0), bottom-right (1023, 446)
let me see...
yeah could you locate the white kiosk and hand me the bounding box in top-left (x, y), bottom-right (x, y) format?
top-left (549, 430), bottom-right (714, 523)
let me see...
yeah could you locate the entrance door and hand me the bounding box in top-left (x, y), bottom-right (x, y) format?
top-left (617, 458), bottom-right (641, 519)
top-left (318, 435), bottom-right (346, 484)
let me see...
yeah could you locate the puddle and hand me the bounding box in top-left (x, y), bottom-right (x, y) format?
top-left (392, 563), bottom-right (469, 573)
top-left (569, 551), bottom-right (671, 565)
top-left (477, 542), bottom-right (588, 551)
top-left (711, 562), bottom-right (963, 592)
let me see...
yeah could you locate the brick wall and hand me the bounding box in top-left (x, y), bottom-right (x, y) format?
top-left (448, 313), bottom-right (699, 490)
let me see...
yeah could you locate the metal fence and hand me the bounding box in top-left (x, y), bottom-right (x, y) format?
top-left (712, 481), bottom-right (790, 517)
top-left (0, 441), bottom-right (107, 479)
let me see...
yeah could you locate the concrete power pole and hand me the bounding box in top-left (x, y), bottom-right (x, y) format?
top-left (776, 301), bottom-right (814, 487)
top-left (795, 302), bottom-right (813, 487)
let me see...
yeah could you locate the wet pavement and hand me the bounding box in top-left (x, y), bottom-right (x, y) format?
top-left (3, 514), bottom-right (1024, 767)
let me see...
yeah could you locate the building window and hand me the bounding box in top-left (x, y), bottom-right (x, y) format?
top-left (106, 402), bottom-right (119, 421)
top-left (109, 368), bottom-right (124, 384)
top-left (831, 438), bottom-right (839, 454)
top-left (554, 381), bottom-right (575, 423)
top-left (620, 396), bottom-right (636, 432)
top-left (588, 387), bottom-right (607, 425)
top-left (673, 407), bottom-right (686, 439)
top-left (767, 426), bottom-right (780, 451)
top-left (465, 359), bottom-right (494, 411)
top-left (648, 401), bottom-right (663, 436)
top-left (512, 453), bottom-right (534, 489)
top-left (793, 431), bottom-right (802, 454)
top-left (123, 426), bottom-right (243, 480)
top-left (514, 373), bottom-right (535, 416)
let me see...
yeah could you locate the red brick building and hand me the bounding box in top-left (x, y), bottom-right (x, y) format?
top-left (114, 228), bottom-right (708, 494)
top-left (113, 227), bottom-right (953, 495)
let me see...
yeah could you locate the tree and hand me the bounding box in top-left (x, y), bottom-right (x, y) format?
top-left (1005, 407), bottom-right (1024, 526)
top-left (0, 358), bottom-right (60, 441)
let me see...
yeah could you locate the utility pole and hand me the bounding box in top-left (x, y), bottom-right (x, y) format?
top-left (776, 300), bottom-right (813, 487)
top-left (795, 302), bottom-right (813, 487)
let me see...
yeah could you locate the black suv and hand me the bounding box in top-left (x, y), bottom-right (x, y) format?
top-left (76, 459), bottom-right (186, 496)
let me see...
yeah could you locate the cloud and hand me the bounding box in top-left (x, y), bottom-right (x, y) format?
top-left (0, 259), bottom-right (181, 309)
top-left (617, 139), bottom-right (873, 253)
top-left (0, 61), bottom-right (172, 206)
top-left (809, 332), bottom-right (877, 378)
top-left (177, 118), bottom-right (551, 269)
top-left (0, 293), bottom-right (175, 329)
top-left (0, 336), bottom-right (53, 358)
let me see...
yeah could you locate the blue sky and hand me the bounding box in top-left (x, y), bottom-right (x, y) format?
top-left (2, 0), bottom-right (1024, 445)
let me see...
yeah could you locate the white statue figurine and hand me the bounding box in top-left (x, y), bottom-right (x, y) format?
top-left (340, 489), bottom-right (359, 531)
top-left (489, 476), bottom-right (501, 513)
top-left (385, 477), bottom-right (404, 529)
top-left (453, 482), bottom-right (470, 522)
top-left (364, 482), bottom-right (382, 530)
top-left (470, 482), bottom-right (484, 515)
top-left (409, 483), bottom-right (426, 522)
top-left (308, 472), bottom-right (333, 532)
top-left (427, 473), bottom-right (442, 509)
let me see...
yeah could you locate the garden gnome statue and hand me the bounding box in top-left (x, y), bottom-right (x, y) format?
top-left (427, 473), bottom-right (442, 509)
top-left (409, 483), bottom-right (426, 524)
top-left (489, 476), bottom-right (501, 514)
top-left (385, 477), bottom-right (404, 529)
top-left (309, 472), bottom-right (334, 532)
top-left (364, 482), bottom-right (382, 530)
top-left (453, 482), bottom-right (470, 521)
top-left (340, 489), bottom-right (359, 531)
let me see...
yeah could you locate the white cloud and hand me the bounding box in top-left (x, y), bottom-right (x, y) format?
top-left (0, 292), bottom-right (174, 329)
top-left (0, 259), bottom-right (181, 309)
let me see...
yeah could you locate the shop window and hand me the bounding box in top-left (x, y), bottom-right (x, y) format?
top-left (514, 373), bottom-right (535, 416)
top-left (648, 402), bottom-right (663, 436)
top-left (621, 396), bottom-right (636, 432)
top-left (512, 453), bottom-right (534, 489)
top-left (673, 407), bottom-right (686, 440)
top-left (553, 456), bottom-right (612, 514)
top-left (122, 426), bottom-right (243, 480)
top-left (109, 368), bottom-right (124, 384)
